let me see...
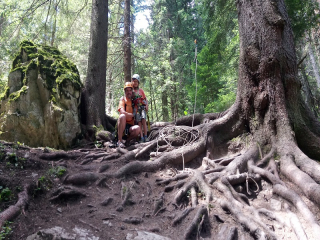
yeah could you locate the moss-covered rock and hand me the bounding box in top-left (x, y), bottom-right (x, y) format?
top-left (0, 40), bottom-right (83, 149)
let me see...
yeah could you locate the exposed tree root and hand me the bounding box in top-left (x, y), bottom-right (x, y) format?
top-left (174, 170), bottom-right (212, 205)
top-left (156, 173), bottom-right (189, 185)
top-left (217, 182), bottom-right (277, 240)
top-left (172, 207), bottom-right (195, 226)
top-left (112, 136), bottom-right (206, 177)
top-left (49, 186), bottom-right (86, 202)
top-left (98, 164), bottom-right (110, 173)
top-left (184, 205), bottom-right (208, 240)
top-left (217, 225), bottom-right (238, 240)
top-left (0, 184), bottom-right (31, 228)
top-left (39, 151), bottom-right (82, 160)
top-left (116, 181), bottom-right (134, 212)
top-left (153, 193), bottom-right (164, 215)
top-left (64, 172), bottom-right (100, 185)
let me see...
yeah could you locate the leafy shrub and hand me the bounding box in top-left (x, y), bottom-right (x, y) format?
top-left (0, 187), bottom-right (12, 202)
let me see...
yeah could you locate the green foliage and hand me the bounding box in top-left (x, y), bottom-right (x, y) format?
top-left (94, 141), bottom-right (103, 148)
top-left (36, 176), bottom-right (52, 192)
top-left (0, 221), bottom-right (12, 240)
top-left (284, 0), bottom-right (320, 41)
top-left (205, 91), bottom-right (236, 113)
top-left (1, 0), bottom-right (320, 124)
top-left (0, 0), bottom-right (91, 83)
top-left (4, 152), bottom-right (26, 169)
top-left (48, 166), bottom-right (66, 178)
top-left (186, 0), bottom-right (238, 114)
top-left (0, 187), bottom-right (12, 202)
top-left (35, 166), bottom-right (65, 194)
top-left (0, 86), bottom-right (10, 101)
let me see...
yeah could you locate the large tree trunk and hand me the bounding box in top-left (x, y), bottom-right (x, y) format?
top-left (99, 0), bottom-right (320, 239)
top-left (123, 0), bottom-right (131, 82)
top-left (81, 0), bottom-right (108, 133)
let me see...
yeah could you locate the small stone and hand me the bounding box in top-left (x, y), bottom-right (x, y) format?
top-left (270, 198), bottom-right (282, 211)
top-left (32, 173), bottom-right (38, 178)
top-left (101, 197), bottom-right (113, 206)
top-left (126, 231), bottom-right (171, 240)
top-left (123, 217), bottom-right (143, 225)
top-left (149, 227), bottom-right (160, 232)
top-left (103, 220), bottom-right (113, 227)
top-left (116, 206), bottom-right (123, 212)
top-left (57, 208), bottom-right (62, 213)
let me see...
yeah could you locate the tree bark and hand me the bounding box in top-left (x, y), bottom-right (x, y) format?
top-left (308, 43), bottom-right (320, 88)
top-left (123, 0), bottom-right (131, 82)
top-left (81, 0), bottom-right (108, 132)
top-left (130, 0), bottom-right (135, 74)
top-left (162, 86), bottom-right (169, 122)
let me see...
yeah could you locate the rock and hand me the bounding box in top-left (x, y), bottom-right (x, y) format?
top-left (26, 226), bottom-right (99, 240)
top-left (0, 41), bottom-right (82, 149)
top-left (123, 217), bottom-right (143, 224)
top-left (103, 220), bottom-right (113, 227)
top-left (270, 198), bottom-right (282, 211)
top-left (100, 197), bottom-right (113, 206)
top-left (96, 130), bottom-right (114, 141)
top-left (126, 231), bottom-right (171, 240)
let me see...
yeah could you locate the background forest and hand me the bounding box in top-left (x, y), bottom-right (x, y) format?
top-left (0, 0), bottom-right (320, 122)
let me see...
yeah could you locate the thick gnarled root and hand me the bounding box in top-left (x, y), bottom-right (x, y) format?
top-left (0, 184), bottom-right (32, 228)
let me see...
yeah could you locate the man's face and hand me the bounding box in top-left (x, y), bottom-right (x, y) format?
top-left (132, 79), bottom-right (139, 88)
top-left (125, 87), bottom-right (133, 98)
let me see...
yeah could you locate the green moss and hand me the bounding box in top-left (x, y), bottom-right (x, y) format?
top-left (8, 86), bottom-right (28, 102)
top-left (9, 40), bottom-right (82, 98)
top-left (50, 95), bottom-right (57, 104)
top-left (0, 87), bottom-right (10, 101)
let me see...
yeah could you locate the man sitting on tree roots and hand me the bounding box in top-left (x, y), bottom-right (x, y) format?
top-left (117, 82), bottom-right (140, 148)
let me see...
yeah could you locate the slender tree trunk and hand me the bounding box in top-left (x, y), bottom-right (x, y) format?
top-left (107, 72), bottom-right (113, 114)
top-left (300, 67), bottom-right (314, 112)
top-left (51, 4), bottom-right (57, 46)
top-left (162, 92), bottom-right (169, 122)
top-left (0, 13), bottom-right (5, 37)
top-left (170, 81), bottom-right (177, 122)
top-left (308, 43), bottom-right (320, 88)
top-left (123, 0), bottom-right (131, 82)
top-left (81, 0), bottom-right (108, 134)
top-left (149, 77), bottom-right (154, 122)
top-left (130, 0), bottom-right (135, 74)
top-left (161, 71), bottom-right (169, 121)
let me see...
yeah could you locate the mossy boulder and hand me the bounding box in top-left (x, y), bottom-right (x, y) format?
top-left (0, 40), bottom-right (83, 149)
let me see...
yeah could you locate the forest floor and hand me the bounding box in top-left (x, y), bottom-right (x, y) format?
top-left (0, 139), bottom-right (319, 240)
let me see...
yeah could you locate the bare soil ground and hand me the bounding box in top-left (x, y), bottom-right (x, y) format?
top-left (0, 139), bottom-right (319, 240)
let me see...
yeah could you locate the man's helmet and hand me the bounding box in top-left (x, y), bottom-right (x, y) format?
top-left (132, 74), bottom-right (140, 82)
top-left (124, 82), bottom-right (133, 90)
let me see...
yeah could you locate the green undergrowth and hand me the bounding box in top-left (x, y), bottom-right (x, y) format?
top-left (0, 221), bottom-right (12, 239)
top-left (34, 166), bottom-right (67, 195)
